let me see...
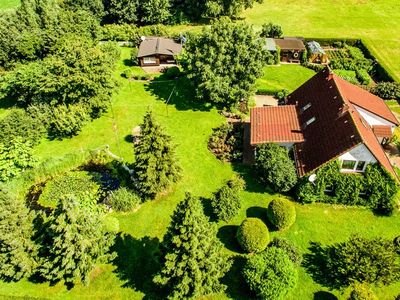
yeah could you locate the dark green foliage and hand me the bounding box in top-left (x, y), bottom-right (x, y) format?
top-left (38, 196), bottom-right (115, 285)
top-left (48, 104), bottom-right (90, 138)
top-left (211, 175), bottom-right (245, 221)
top-left (243, 247), bottom-right (298, 300)
top-left (63, 0), bottom-right (105, 20)
top-left (39, 171), bottom-right (102, 208)
top-left (133, 111), bottom-right (181, 198)
top-left (237, 218), bottom-right (269, 253)
top-left (181, 18), bottom-right (270, 109)
top-left (275, 89), bottom-right (289, 101)
top-left (103, 0), bottom-right (139, 24)
top-left (305, 235), bottom-right (400, 289)
top-left (0, 137), bottom-right (36, 182)
top-left (328, 45), bottom-right (372, 72)
top-left (260, 22), bottom-right (283, 38)
top-left (296, 162), bottom-right (398, 215)
top-left (0, 0), bottom-right (100, 68)
top-left (138, 0), bottom-right (171, 25)
top-left (130, 47), bottom-right (139, 65)
top-left (254, 143), bottom-right (297, 192)
top-left (101, 24), bottom-right (139, 41)
top-left (372, 82), bottom-right (400, 100)
top-left (107, 187), bottom-right (141, 212)
top-left (267, 198), bottom-right (296, 230)
top-left (1, 37), bottom-right (118, 109)
top-left (348, 283), bottom-right (378, 300)
top-left (203, 0), bottom-right (263, 18)
top-left (164, 66), bottom-right (181, 79)
top-left (0, 109), bottom-right (46, 146)
top-left (270, 237), bottom-right (302, 266)
top-left (0, 191), bottom-right (37, 281)
top-left (154, 193), bottom-right (231, 298)
top-left (208, 122), bottom-right (243, 162)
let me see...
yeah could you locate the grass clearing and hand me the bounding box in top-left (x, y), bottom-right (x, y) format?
top-left (256, 64), bottom-right (315, 94)
top-left (243, 0), bottom-right (400, 81)
top-left (0, 0), bottom-right (19, 10)
top-left (1, 48), bottom-right (400, 299)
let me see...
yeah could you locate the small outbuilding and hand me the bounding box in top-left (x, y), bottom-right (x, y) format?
top-left (273, 37), bottom-right (306, 63)
top-left (137, 37), bottom-right (182, 67)
top-left (307, 41), bottom-right (329, 64)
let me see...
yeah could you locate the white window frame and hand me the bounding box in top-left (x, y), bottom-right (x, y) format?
top-left (143, 56), bottom-right (157, 64)
top-left (301, 103), bottom-right (312, 113)
top-left (341, 160), bottom-right (368, 172)
top-left (303, 116), bottom-right (316, 128)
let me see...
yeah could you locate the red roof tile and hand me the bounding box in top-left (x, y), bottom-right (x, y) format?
top-left (334, 75), bottom-right (399, 125)
top-left (287, 67), bottom-right (396, 177)
top-left (372, 125), bottom-right (393, 138)
top-left (250, 106), bottom-right (304, 145)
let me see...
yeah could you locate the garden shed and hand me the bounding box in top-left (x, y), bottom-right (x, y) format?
top-left (273, 38), bottom-right (306, 63)
top-left (137, 37), bottom-right (182, 67)
top-left (307, 41), bottom-right (329, 64)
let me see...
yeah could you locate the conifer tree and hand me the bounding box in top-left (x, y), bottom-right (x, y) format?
top-left (0, 191), bottom-right (37, 281)
top-left (154, 193), bottom-right (231, 298)
top-left (133, 111), bottom-right (181, 198)
top-left (38, 196), bottom-right (115, 285)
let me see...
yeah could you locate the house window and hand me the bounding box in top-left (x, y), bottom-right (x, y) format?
top-left (341, 160), bottom-right (356, 170)
top-left (301, 103), bottom-right (312, 113)
top-left (143, 57), bottom-right (157, 64)
top-left (355, 161), bottom-right (366, 171)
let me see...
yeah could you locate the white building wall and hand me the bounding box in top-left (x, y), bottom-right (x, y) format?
top-left (354, 105), bottom-right (396, 130)
top-left (339, 143), bottom-right (377, 172)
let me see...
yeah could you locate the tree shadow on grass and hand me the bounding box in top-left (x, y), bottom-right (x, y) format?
top-left (217, 225), bottom-right (241, 253)
top-left (302, 242), bottom-right (345, 291)
top-left (200, 197), bottom-right (218, 222)
top-left (313, 291), bottom-right (338, 300)
top-left (145, 77), bottom-right (214, 112)
top-left (231, 163), bottom-right (276, 195)
top-left (113, 234), bottom-right (164, 299)
top-left (221, 255), bottom-right (254, 300)
top-left (0, 96), bottom-right (16, 110)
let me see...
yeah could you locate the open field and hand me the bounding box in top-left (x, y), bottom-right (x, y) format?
top-left (244, 0), bottom-right (400, 81)
top-left (0, 0), bottom-right (19, 10)
top-left (1, 48), bottom-right (400, 299)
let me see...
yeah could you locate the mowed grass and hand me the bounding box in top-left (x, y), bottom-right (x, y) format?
top-left (243, 0), bottom-right (400, 81)
top-left (0, 0), bottom-right (19, 9)
top-left (256, 64), bottom-right (315, 93)
top-left (1, 48), bottom-right (400, 299)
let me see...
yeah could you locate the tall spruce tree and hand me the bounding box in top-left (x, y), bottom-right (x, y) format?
top-left (154, 193), bottom-right (231, 298)
top-left (0, 191), bottom-right (37, 281)
top-left (133, 111), bottom-right (181, 198)
top-left (38, 196), bottom-right (115, 285)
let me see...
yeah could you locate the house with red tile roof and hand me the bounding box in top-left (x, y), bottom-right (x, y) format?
top-left (250, 67), bottom-right (399, 178)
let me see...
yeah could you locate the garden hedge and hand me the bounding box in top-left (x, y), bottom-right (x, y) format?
top-left (237, 218), bottom-right (270, 253)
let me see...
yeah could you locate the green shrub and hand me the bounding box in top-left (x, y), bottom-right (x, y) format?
top-left (208, 123), bottom-right (243, 162)
top-left (355, 69), bottom-right (371, 85)
top-left (270, 237), bottom-right (302, 266)
top-left (243, 247), bottom-right (298, 300)
top-left (334, 173), bottom-right (365, 205)
top-left (260, 22), bottom-right (283, 38)
top-left (48, 104), bottom-right (90, 138)
top-left (0, 137), bottom-right (36, 182)
top-left (211, 175), bottom-right (245, 221)
top-left (130, 48), bottom-right (139, 66)
top-left (348, 283), bottom-right (378, 300)
top-left (164, 66), bottom-right (181, 79)
top-left (296, 180), bottom-right (319, 204)
top-left (39, 171), bottom-right (101, 208)
top-left (237, 218), bottom-right (270, 253)
top-left (101, 24), bottom-right (139, 41)
top-left (372, 82), bottom-right (400, 100)
top-left (275, 89), bottom-right (289, 101)
top-left (302, 62), bottom-right (325, 72)
top-left (255, 143), bottom-right (297, 192)
top-left (122, 69), bottom-right (133, 79)
top-left (267, 198), bottom-right (296, 230)
top-left (107, 187), bottom-right (141, 212)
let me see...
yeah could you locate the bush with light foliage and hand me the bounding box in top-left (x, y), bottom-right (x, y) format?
top-left (237, 218), bottom-right (270, 253)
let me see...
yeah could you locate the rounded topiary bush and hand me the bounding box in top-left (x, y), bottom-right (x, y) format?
top-left (237, 218), bottom-right (270, 253)
top-left (267, 198), bottom-right (296, 231)
top-left (348, 282), bottom-right (377, 300)
top-left (108, 187), bottom-right (141, 212)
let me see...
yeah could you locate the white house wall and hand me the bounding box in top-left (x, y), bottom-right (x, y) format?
top-left (354, 105), bottom-right (396, 130)
top-left (339, 143), bottom-right (377, 171)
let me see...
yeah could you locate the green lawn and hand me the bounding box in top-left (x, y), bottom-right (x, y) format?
top-left (0, 0), bottom-right (19, 9)
top-left (1, 47), bottom-right (400, 299)
top-left (256, 64), bottom-right (315, 94)
top-left (243, 0), bottom-right (400, 82)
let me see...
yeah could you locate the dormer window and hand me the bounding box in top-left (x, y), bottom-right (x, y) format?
top-left (300, 103), bottom-right (312, 113)
top-left (303, 117), bottom-right (316, 129)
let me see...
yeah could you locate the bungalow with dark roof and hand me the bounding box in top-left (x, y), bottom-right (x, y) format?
top-left (250, 67), bottom-right (399, 177)
top-left (137, 37), bottom-right (182, 67)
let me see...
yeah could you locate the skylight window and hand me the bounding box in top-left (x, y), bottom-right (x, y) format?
top-left (301, 103), bottom-right (312, 113)
top-left (303, 117), bottom-right (316, 128)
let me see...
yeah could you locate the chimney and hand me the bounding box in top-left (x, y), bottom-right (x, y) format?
top-left (327, 66), bottom-right (334, 80)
